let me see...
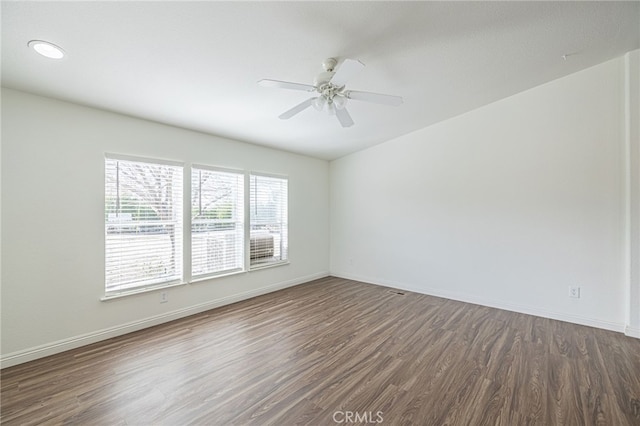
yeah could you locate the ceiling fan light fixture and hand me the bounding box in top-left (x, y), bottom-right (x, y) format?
top-left (326, 101), bottom-right (336, 116)
top-left (312, 96), bottom-right (326, 111)
top-left (28, 40), bottom-right (65, 59)
top-left (327, 101), bottom-right (336, 115)
top-left (333, 94), bottom-right (347, 110)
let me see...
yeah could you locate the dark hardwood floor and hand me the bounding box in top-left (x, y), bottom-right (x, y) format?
top-left (2, 277), bottom-right (639, 425)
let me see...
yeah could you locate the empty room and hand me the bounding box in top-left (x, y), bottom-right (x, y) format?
top-left (1, 1), bottom-right (639, 425)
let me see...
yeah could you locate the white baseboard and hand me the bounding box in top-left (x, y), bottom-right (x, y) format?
top-left (625, 325), bottom-right (640, 338)
top-left (331, 271), bottom-right (627, 334)
top-left (0, 271), bottom-right (329, 369)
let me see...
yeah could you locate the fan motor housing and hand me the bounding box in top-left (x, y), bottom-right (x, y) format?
top-left (322, 57), bottom-right (338, 71)
top-left (314, 71), bottom-right (335, 87)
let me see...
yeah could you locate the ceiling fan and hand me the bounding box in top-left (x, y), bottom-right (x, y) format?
top-left (258, 57), bottom-right (403, 128)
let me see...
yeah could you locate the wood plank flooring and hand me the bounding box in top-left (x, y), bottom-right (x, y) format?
top-left (2, 277), bottom-right (639, 425)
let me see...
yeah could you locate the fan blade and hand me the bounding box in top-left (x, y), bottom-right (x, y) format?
top-left (278, 98), bottom-right (315, 119)
top-left (330, 59), bottom-right (365, 87)
top-left (258, 79), bottom-right (316, 92)
top-left (335, 107), bottom-right (354, 128)
top-left (345, 90), bottom-right (403, 106)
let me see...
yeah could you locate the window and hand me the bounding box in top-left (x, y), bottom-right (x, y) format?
top-left (250, 174), bottom-right (288, 268)
top-left (105, 156), bottom-right (183, 294)
top-left (191, 167), bottom-right (244, 278)
top-left (104, 158), bottom-right (289, 298)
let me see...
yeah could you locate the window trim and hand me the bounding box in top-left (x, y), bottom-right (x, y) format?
top-left (100, 281), bottom-right (187, 301)
top-left (102, 159), bottom-right (290, 301)
top-left (104, 154), bottom-right (185, 297)
top-left (248, 172), bottom-right (289, 271)
top-left (105, 152), bottom-right (184, 168)
top-left (190, 165), bottom-right (246, 281)
top-left (249, 259), bottom-right (290, 271)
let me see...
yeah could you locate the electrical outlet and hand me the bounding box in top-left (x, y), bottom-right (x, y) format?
top-left (160, 292), bottom-right (168, 303)
top-left (569, 286), bottom-right (580, 299)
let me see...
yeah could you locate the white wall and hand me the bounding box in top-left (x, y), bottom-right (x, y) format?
top-left (1, 89), bottom-right (329, 366)
top-left (626, 50), bottom-right (640, 337)
top-left (331, 55), bottom-right (634, 332)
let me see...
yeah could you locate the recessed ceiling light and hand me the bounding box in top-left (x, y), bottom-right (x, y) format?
top-left (28, 40), bottom-right (65, 59)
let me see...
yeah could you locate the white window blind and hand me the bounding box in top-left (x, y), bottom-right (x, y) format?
top-left (249, 174), bottom-right (288, 268)
top-left (191, 167), bottom-right (244, 277)
top-left (105, 157), bottom-right (183, 294)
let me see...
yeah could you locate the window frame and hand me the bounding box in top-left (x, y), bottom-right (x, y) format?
top-left (104, 154), bottom-right (185, 298)
top-left (190, 164), bottom-right (246, 281)
top-left (248, 172), bottom-right (289, 270)
top-left (102, 156), bottom-right (290, 300)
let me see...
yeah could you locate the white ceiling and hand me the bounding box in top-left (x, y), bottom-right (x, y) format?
top-left (2, 2), bottom-right (639, 160)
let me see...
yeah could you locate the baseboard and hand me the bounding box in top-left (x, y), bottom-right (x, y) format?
top-left (625, 325), bottom-right (640, 338)
top-left (0, 271), bottom-right (329, 369)
top-left (331, 271), bottom-right (626, 334)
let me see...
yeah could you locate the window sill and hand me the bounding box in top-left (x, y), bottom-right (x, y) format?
top-left (100, 262), bottom-right (288, 301)
top-left (189, 269), bottom-right (246, 284)
top-left (249, 260), bottom-right (290, 271)
top-left (101, 281), bottom-right (187, 301)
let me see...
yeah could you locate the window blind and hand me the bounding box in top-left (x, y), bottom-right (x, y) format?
top-left (105, 157), bottom-right (183, 294)
top-left (249, 174), bottom-right (288, 268)
top-left (191, 167), bottom-right (244, 277)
